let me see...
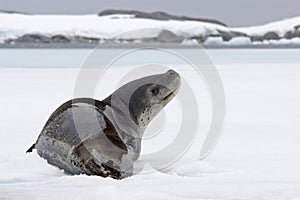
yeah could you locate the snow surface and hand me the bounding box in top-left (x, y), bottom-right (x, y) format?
top-left (0, 57), bottom-right (300, 199)
top-left (233, 16), bottom-right (300, 36)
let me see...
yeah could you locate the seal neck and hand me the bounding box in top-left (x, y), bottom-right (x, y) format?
top-left (102, 96), bottom-right (145, 138)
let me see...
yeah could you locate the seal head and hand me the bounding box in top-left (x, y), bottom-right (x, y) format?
top-left (105, 69), bottom-right (180, 133)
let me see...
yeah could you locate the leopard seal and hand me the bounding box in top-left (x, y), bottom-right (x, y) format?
top-left (26, 70), bottom-right (181, 179)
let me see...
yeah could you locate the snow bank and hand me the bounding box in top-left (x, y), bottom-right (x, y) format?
top-left (0, 13), bottom-right (226, 42)
top-left (1, 12), bottom-right (300, 47)
top-left (233, 16), bottom-right (300, 37)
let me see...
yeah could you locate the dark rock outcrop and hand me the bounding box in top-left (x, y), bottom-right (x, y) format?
top-left (263, 32), bottom-right (280, 40)
top-left (190, 35), bottom-right (208, 43)
top-left (284, 29), bottom-right (300, 39)
top-left (219, 30), bottom-right (247, 41)
top-left (141, 29), bottom-right (184, 43)
top-left (156, 30), bottom-right (184, 43)
top-left (209, 30), bottom-right (231, 42)
top-left (208, 30), bottom-right (247, 42)
top-left (284, 31), bottom-right (294, 39)
top-left (294, 30), bottom-right (300, 37)
top-left (98, 9), bottom-right (227, 27)
top-left (73, 36), bottom-right (100, 43)
top-left (0, 9), bottom-right (30, 15)
top-left (250, 31), bottom-right (280, 41)
top-left (15, 34), bottom-right (51, 43)
top-left (51, 35), bottom-right (71, 43)
top-left (250, 35), bottom-right (265, 42)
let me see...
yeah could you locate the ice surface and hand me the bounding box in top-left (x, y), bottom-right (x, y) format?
top-left (0, 58), bottom-right (300, 199)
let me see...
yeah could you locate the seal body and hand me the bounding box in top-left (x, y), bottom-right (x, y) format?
top-left (27, 70), bottom-right (181, 179)
top-left (33, 98), bottom-right (135, 179)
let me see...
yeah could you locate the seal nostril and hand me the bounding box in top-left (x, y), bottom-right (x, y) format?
top-left (167, 70), bottom-right (176, 76)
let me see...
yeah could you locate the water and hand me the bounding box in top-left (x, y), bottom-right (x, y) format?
top-left (0, 49), bottom-right (299, 68)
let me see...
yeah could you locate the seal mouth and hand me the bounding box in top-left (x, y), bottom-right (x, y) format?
top-left (163, 91), bottom-right (174, 101)
top-left (162, 79), bottom-right (181, 104)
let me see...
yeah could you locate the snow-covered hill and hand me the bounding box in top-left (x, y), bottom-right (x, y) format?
top-left (0, 10), bottom-right (300, 47)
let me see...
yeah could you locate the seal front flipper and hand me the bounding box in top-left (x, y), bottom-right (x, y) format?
top-left (26, 143), bottom-right (35, 153)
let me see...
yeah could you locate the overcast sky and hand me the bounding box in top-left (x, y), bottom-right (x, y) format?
top-left (1, 0), bottom-right (300, 27)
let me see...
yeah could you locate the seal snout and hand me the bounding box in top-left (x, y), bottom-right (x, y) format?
top-left (165, 69), bottom-right (181, 91)
top-left (159, 69), bottom-right (181, 103)
top-left (166, 70), bottom-right (181, 85)
top-left (166, 70), bottom-right (179, 77)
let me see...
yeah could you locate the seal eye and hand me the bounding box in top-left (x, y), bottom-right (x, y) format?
top-left (151, 87), bottom-right (159, 96)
